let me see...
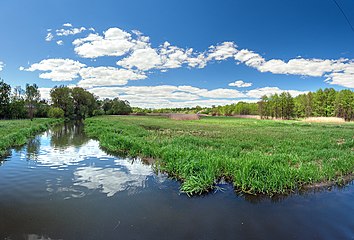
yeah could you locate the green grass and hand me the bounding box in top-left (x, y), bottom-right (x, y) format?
top-left (84, 116), bottom-right (354, 195)
top-left (0, 118), bottom-right (61, 157)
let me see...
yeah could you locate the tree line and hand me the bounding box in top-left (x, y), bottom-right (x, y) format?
top-left (2, 77), bottom-right (354, 121)
top-left (0, 79), bottom-right (132, 120)
top-left (259, 88), bottom-right (354, 121)
top-left (133, 88), bottom-right (354, 121)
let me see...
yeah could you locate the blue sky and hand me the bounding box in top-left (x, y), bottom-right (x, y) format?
top-left (0, 0), bottom-right (353, 108)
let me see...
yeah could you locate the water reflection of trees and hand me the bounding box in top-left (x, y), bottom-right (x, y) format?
top-left (50, 122), bottom-right (90, 148)
top-left (26, 136), bottom-right (41, 160)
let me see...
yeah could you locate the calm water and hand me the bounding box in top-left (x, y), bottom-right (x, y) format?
top-left (0, 123), bottom-right (353, 240)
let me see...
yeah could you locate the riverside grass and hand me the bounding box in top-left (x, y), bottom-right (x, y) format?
top-left (85, 116), bottom-right (354, 195)
top-left (0, 118), bottom-right (61, 157)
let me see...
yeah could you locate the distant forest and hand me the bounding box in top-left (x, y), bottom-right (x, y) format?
top-left (134, 88), bottom-right (354, 121)
top-left (1, 78), bottom-right (354, 121)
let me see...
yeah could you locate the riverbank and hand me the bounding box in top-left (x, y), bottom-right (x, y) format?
top-left (0, 118), bottom-right (62, 157)
top-left (84, 116), bottom-right (354, 195)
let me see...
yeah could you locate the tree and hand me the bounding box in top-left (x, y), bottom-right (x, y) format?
top-left (50, 86), bottom-right (74, 119)
top-left (258, 95), bottom-right (269, 119)
top-left (25, 83), bottom-right (40, 120)
top-left (111, 98), bottom-right (132, 115)
top-left (71, 87), bottom-right (97, 119)
top-left (0, 79), bottom-right (11, 119)
top-left (324, 88), bottom-right (336, 117)
top-left (313, 89), bottom-right (326, 116)
top-left (48, 107), bottom-right (65, 118)
top-left (335, 90), bottom-right (354, 121)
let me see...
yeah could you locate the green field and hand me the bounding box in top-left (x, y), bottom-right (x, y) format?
top-left (0, 119), bottom-right (61, 157)
top-left (85, 116), bottom-right (354, 195)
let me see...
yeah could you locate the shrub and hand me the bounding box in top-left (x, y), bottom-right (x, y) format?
top-left (93, 109), bottom-right (105, 116)
top-left (48, 107), bottom-right (64, 118)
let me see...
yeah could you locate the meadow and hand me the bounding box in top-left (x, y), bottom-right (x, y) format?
top-left (0, 119), bottom-right (60, 157)
top-left (84, 116), bottom-right (354, 195)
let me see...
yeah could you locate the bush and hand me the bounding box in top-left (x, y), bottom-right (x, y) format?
top-left (48, 107), bottom-right (64, 118)
top-left (93, 109), bottom-right (105, 116)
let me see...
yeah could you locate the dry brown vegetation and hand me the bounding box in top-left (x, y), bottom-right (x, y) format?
top-left (303, 117), bottom-right (345, 123)
top-left (232, 115), bottom-right (260, 119)
top-left (169, 114), bottom-right (200, 120)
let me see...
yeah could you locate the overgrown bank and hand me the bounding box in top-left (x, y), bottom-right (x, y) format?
top-left (85, 116), bottom-right (354, 195)
top-left (0, 118), bottom-right (62, 157)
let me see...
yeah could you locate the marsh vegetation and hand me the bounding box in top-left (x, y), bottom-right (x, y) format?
top-left (85, 116), bottom-right (354, 195)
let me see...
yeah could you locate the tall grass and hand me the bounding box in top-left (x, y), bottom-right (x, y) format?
top-left (85, 116), bottom-right (354, 195)
top-left (0, 119), bottom-right (61, 157)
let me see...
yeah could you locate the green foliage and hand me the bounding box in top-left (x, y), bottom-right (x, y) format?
top-left (0, 79), bottom-right (11, 119)
top-left (25, 83), bottom-right (40, 120)
top-left (50, 86), bottom-right (74, 119)
top-left (92, 109), bottom-right (105, 116)
top-left (259, 92), bottom-right (294, 119)
top-left (50, 86), bottom-right (98, 119)
top-left (101, 98), bottom-right (132, 115)
top-left (0, 119), bottom-right (61, 156)
top-left (85, 116), bottom-right (354, 195)
top-left (48, 107), bottom-right (65, 118)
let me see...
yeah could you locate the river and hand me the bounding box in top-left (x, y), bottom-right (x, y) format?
top-left (0, 123), bottom-right (353, 239)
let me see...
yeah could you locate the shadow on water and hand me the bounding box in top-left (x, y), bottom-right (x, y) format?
top-left (0, 122), bottom-right (353, 239)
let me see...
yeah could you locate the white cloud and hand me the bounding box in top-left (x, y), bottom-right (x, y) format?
top-left (233, 49), bottom-right (354, 88)
top-left (78, 66), bottom-right (147, 87)
top-left (246, 87), bottom-right (307, 98)
top-left (56, 27), bottom-right (86, 36)
top-left (198, 88), bottom-right (245, 98)
top-left (45, 32), bottom-right (54, 41)
top-left (23, 58), bottom-right (86, 81)
top-left (229, 80), bottom-right (252, 88)
top-left (38, 87), bottom-right (51, 100)
top-left (73, 28), bottom-right (135, 58)
top-left (0, 61), bottom-right (4, 71)
top-left (88, 85), bottom-right (249, 108)
top-left (63, 23), bottom-right (73, 27)
top-left (206, 42), bottom-right (238, 61)
top-left (117, 47), bottom-right (162, 71)
top-left (56, 40), bottom-right (64, 45)
top-left (36, 25), bottom-right (354, 89)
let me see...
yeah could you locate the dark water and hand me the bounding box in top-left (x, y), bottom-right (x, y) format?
top-left (0, 123), bottom-right (353, 240)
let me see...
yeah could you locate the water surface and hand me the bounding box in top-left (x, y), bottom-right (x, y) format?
top-left (0, 123), bottom-right (353, 239)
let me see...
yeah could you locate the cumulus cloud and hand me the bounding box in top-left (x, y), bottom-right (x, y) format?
top-left (229, 80), bottom-right (252, 88)
top-left (117, 47), bottom-right (162, 71)
top-left (36, 25), bottom-right (354, 89)
top-left (0, 61), bottom-right (4, 71)
top-left (233, 49), bottom-right (354, 88)
top-left (78, 66), bottom-right (147, 87)
top-left (23, 58), bottom-right (86, 81)
top-left (206, 42), bottom-right (238, 61)
top-left (73, 28), bottom-right (135, 58)
top-left (87, 85), bottom-right (261, 108)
